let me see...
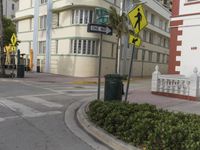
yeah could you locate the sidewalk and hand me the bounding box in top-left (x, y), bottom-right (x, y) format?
top-left (17, 72), bottom-right (200, 115)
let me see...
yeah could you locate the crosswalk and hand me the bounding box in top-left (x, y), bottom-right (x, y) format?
top-left (0, 86), bottom-right (103, 123)
top-left (0, 95), bottom-right (63, 122)
top-left (0, 78), bottom-right (104, 123)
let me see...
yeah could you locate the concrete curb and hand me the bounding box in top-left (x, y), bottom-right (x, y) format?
top-left (77, 100), bottom-right (140, 150)
top-left (65, 97), bottom-right (111, 150)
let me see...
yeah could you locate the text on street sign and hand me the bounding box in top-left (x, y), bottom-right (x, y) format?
top-left (87, 24), bottom-right (112, 35)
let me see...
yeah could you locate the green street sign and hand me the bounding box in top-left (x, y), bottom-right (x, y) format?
top-left (95, 8), bottom-right (109, 25)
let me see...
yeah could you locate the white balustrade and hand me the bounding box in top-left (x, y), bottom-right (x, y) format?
top-left (152, 65), bottom-right (199, 99)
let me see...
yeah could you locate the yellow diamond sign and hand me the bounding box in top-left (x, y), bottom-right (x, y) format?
top-left (129, 34), bottom-right (142, 48)
top-left (11, 33), bottom-right (17, 46)
top-left (128, 4), bottom-right (148, 34)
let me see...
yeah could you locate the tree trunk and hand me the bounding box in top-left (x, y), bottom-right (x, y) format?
top-left (115, 37), bottom-right (120, 74)
top-left (0, 0), bottom-right (5, 75)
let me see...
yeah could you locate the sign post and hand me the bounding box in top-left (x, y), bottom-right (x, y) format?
top-left (125, 4), bottom-right (148, 101)
top-left (87, 23), bottom-right (112, 100)
top-left (10, 33), bottom-right (17, 78)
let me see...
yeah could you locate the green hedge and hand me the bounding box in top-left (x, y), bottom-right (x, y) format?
top-left (87, 100), bottom-right (200, 150)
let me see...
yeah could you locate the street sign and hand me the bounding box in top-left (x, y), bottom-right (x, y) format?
top-left (95, 8), bottom-right (109, 25)
top-left (87, 23), bottom-right (112, 35)
top-left (11, 33), bottom-right (17, 46)
top-left (128, 4), bottom-right (148, 34)
top-left (129, 34), bottom-right (142, 48)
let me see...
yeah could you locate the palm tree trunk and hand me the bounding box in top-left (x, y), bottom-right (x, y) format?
top-left (115, 37), bottom-right (120, 74)
top-left (0, 0), bottom-right (5, 75)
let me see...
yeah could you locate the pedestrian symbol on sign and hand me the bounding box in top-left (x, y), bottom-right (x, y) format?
top-left (134, 8), bottom-right (142, 31)
top-left (128, 4), bottom-right (148, 34)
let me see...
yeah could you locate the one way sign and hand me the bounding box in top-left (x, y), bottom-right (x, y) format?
top-left (87, 23), bottom-right (112, 35)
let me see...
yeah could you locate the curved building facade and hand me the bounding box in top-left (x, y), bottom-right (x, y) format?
top-left (15, 0), bottom-right (170, 77)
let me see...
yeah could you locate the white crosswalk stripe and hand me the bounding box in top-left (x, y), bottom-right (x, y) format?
top-left (0, 98), bottom-right (41, 117)
top-left (0, 97), bottom-right (62, 122)
top-left (18, 96), bottom-right (63, 108)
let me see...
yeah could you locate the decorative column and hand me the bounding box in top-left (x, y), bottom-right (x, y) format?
top-left (45, 0), bottom-right (53, 73)
top-left (33, 0), bottom-right (39, 72)
top-left (151, 65), bottom-right (161, 92)
top-left (189, 67), bottom-right (199, 98)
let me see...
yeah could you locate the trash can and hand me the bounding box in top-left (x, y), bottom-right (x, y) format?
top-left (17, 65), bottom-right (25, 78)
top-left (104, 74), bottom-right (123, 101)
top-left (37, 66), bottom-right (40, 73)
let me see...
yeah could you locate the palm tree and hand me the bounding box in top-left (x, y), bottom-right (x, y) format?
top-left (109, 6), bottom-right (128, 74)
top-left (0, 0), bottom-right (5, 76)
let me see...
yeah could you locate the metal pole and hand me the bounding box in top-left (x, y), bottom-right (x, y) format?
top-left (125, 45), bottom-right (135, 102)
top-left (97, 33), bottom-right (103, 100)
top-left (141, 51), bottom-right (144, 77)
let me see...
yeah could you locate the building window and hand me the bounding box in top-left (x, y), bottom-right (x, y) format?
top-left (38, 41), bottom-right (46, 54)
top-left (143, 30), bottom-right (147, 42)
top-left (157, 53), bottom-right (160, 63)
top-left (151, 14), bottom-right (155, 25)
top-left (83, 40), bottom-right (87, 54)
top-left (72, 9), bottom-right (94, 25)
top-left (164, 21), bottom-right (168, 32)
top-left (149, 32), bottom-right (154, 44)
top-left (159, 19), bottom-right (163, 29)
top-left (133, 48), bottom-right (138, 60)
top-left (40, 0), bottom-right (47, 5)
top-left (71, 39), bottom-right (97, 55)
top-left (12, 4), bottom-right (15, 10)
top-left (39, 15), bottom-right (47, 29)
top-left (149, 51), bottom-right (152, 62)
top-left (142, 50), bottom-right (145, 61)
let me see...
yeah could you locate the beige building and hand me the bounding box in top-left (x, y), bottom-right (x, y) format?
top-left (15, 0), bottom-right (170, 77)
top-left (3, 0), bottom-right (18, 18)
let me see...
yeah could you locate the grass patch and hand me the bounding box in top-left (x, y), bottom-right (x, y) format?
top-left (87, 100), bottom-right (200, 150)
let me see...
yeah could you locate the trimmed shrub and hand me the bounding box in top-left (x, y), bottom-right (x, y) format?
top-left (87, 100), bottom-right (200, 150)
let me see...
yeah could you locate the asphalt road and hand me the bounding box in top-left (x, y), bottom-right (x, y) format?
top-left (0, 77), bottom-right (99, 150)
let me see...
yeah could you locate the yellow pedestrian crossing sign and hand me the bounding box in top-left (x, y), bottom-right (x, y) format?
top-left (129, 34), bottom-right (142, 48)
top-left (11, 33), bottom-right (17, 46)
top-left (128, 4), bottom-right (148, 34)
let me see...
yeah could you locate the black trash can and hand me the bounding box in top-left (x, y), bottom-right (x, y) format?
top-left (17, 65), bottom-right (25, 78)
top-left (37, 66), bottom-right (40, 73)
top-left (104, 74), bottom-right (123, 101)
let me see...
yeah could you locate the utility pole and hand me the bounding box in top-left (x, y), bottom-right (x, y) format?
top-left (0, 0), bottom-right (5, 76)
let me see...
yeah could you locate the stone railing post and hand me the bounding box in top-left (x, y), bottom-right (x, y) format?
top-left (189, 67), bottom-right (199, 97)
top-left (151, 65), bottom-right (161, 92)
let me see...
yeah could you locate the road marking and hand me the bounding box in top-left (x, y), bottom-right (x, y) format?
top-left (18, 96), bottom-right (63, 108)
top-left (0, 98), bottom-right (41, 117)
top-left (0, 111), bottom-right (62, 122)
top-left (0, 116), bottom-right (18, 122)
